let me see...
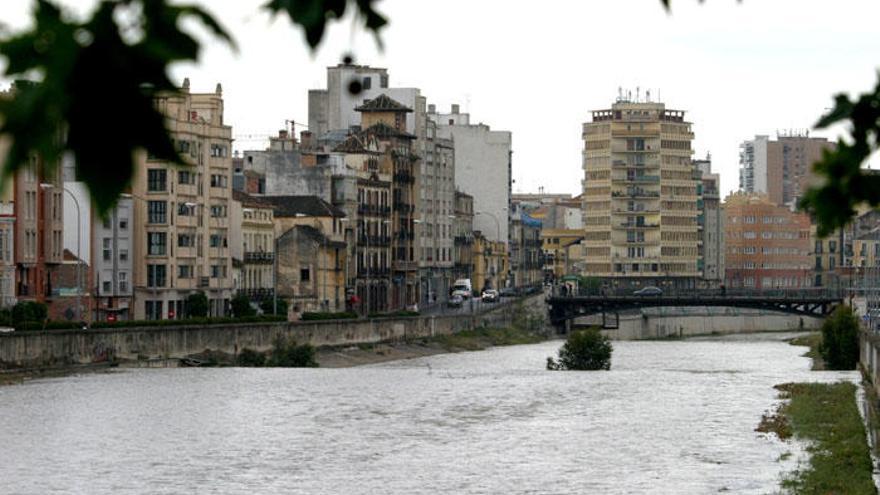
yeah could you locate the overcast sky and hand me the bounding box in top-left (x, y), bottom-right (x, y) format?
top-left (5, 0), bottom-right (880, 198)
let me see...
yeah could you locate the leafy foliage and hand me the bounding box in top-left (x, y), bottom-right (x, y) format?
top-left (264, 0), bottom-right (387, 48)
top-left (267, 336), bottom-right (318, 367)
top-left (11, 301), bottom-right (48, 326)
top-left (260, 298), bottom-right (288, 317)
top-left (800, 79), bottom-right (880, 236)
top-left (0, 0), bottom-right (385, 215)
top-left (818, 305), bottom-right (860, 370)
top-left (231, 293), bottom-right (256, 318)
top-left (547, 327), bottom-right (613, 371)
top-left (237, 348), bottom-right (266, 367)
top-left (185, 291), bottom-right (209, 318)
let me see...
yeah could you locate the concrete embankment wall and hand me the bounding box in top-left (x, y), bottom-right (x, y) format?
top-left (592, 307), bottom-right (823, 340)
top-left (0, 296), bottom-right (544, 369)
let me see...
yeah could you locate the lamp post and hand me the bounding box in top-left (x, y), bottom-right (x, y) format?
top-left (41, 183), bottom-right (82, 323)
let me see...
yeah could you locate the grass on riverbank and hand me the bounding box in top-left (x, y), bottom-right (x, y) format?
top-left (434, 325), bottom-right (547, 351)
top-left (788, 332), bottom-right (824, 370)
top-left (775, 382), bottom-right (875, 494)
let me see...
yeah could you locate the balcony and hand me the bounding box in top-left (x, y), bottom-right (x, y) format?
top-left (612, 190), bottom-right (660, 199)
top-left (240, 288), bottom-right (275, 301)
top-left (357, 235), bottom-right (391, 247)
top-left (454, 235), bottom-right (474, 245)
top-left (357, 204), bottom-right (391, 216)
top-left (618, 222), bottom-right (659, 229)
top-left (393, 202), bottom-right (414, 214)
top-left (612, 175), bottom-right (660, 184)
top-left (244, 251), bottom-right (275, 264)
top-left (613, 208), bottom-right (660, 214)
top-left (393, 171), bottom-right (415, 184)
top-left (356, 268), bottom-right (391, 278)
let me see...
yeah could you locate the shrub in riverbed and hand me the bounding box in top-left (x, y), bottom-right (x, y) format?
top-left (237, 348), bottom-right (266, 367)
top-left (267, 336), bottom-right (318, 367)
top-left (547, 327), bottom-right (612, 371)
top-left (818, 305), bottom-right (859, 370)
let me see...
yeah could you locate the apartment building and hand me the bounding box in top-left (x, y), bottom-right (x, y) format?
top-left (452, 191), bottom-right (475, 284)
top-left (230, 191), bottom-right (276, 305)
top-left (418, 114), bottom-right (455, 305)
top-left (723, 192), bottom-right (811, 289)
top-left (510, 211), bottom-right (543, 288)
top-left (473, 232), bottom-right (508, 294)
top-left (581, 96), bottom-right (701, 289)
top-left (131, 81), bottom-right (234, 319)
top-left (93, 195), bottom-right (133, 321)
top-left (738, 132), bottom-right (833, 207)
top-left (428, 104), bottom-right (512, 245)
top-left (695, 155), bottom-right (725, 286)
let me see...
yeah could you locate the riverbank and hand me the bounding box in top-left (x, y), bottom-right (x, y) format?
top-left (317, 325), bottom-right (552, 368)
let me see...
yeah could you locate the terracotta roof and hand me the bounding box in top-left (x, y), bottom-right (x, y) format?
top-left (362, 121), bottom-right (415, 140)
top-left (355, 94), bottom-right (412, 113)
top-left (260, 195), bottom-right (347, 218)
top-left (232, 190), bottom-right (273, 208)
top-left (333, 134), bottom-right (371, 153)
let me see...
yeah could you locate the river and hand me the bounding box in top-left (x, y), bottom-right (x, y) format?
top-left (0, 333), bottom-right (859, 494)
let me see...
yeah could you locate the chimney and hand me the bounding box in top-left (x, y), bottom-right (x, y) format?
top-left (451, 104), bottom-right (460, 114)
top-left (279, 130), bottom-right (289, 139)
top-left (300, 130), bottom-right (313, 150)
top-left (428, 104), bottom-right (436, 113)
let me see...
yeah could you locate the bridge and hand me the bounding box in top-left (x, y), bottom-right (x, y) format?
top-left (547, 289), bottom-right (846, 331)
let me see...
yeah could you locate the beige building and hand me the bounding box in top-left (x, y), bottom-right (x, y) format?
top-left (473, 232), bottom-right (508, 294)
top-left (231, 191), bottom-right (276, 305)
top-left (262, 196), bottom-right (347, 314)
top-left (131, 81), bottom-right (234, 319)
top-left (582, 96), bottom-right (701, 290)
top-left (541, 228), bottom-right (584, 280)
top-left (453, 190), bottom-right (475, 284)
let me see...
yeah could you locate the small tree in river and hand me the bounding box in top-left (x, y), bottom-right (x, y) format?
top-left (547, 327), bottom-right (613, 371)
top-left (185, 292), bottom-right (209, 318)
top-left (819, 305), bottom-right (860, 370)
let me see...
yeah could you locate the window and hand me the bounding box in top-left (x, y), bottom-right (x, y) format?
top-left (178, 265), bottom-right (192, 278)
top-left (362, 76), bottom-right (371, 89)
top-left (178, 170), bottom-right (195, 185)
top-left (102, 281), bottom-right (111, 293)
top-left (300, 268), bottom-right (310, 281)
top-left (178, 234), bottom-right (195, 247)
top-left (147, 264), bottom-right (166, 287)
top-left (119, 272), bottom-right (128, 293)
top-left (145, 300), bottom-right (163, 321)
top-left (178, 203), bottom-right (194, 216)
top-left (209, 234), bottom-right (227, 248)
top-left (119, 249), bottom-right (128, 262)
top-left (119, 219), bottom-right (128, 230)
top-left (102, 217), bottom-right (111, 229)
top-left (210, 204), bottom-right (226, 218)
top-left (210, 264), bottom-right (227, 278)
top-left (210, 144), bottom-right (228, 157)
top-left (147, 169), bottom-right (167, 192)
top-left (147, 232), bottom-right (167, 256)
top-left (147, 201), bottom-right (167, 224)
top-left (102, 238), bottom-right (111, 261)
top-left (210, 174), bottom-right (228, 188)
top-left (829, 241), bottom-right (837, 253)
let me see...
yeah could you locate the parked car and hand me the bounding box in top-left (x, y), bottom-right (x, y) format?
top-left (447, 294), bottom-right (464, 308)
top-left (499, 287), bottom-right (517, 298)
top-left (633, 286), bottom-right (663, 296)
top-left (481, 289), bottom-right (499, 303)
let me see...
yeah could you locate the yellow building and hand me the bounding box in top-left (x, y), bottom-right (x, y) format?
top-left (232, 191), bottom-right (275, 305)
top-left (541, 228), bottom-right (584, 280)
top-left (473, 232), bottom-right (508, 294)
top-left (582, 96), bottom-right (701, 289)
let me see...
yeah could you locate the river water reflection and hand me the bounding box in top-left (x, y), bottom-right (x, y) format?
top-left (0, 333), bottom-right (859, 494)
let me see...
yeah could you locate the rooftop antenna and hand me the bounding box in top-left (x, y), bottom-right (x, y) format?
top-left (618, 86), bottom-right (623, 102)
top-left (646, 89), bottom-right (651, 103)
top-left (636, 86), bottom-right (640, 102)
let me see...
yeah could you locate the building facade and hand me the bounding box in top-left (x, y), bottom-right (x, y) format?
top-left (581, 97), bottom-right (701, 289)
top-left (131, 81), bottom-right (235, 319)
top-left (695, 155), bottom-right (725, 286)
top-left (428, 104), bottom-right (512, 245)
top-left (92, 196), bottom-right (133, 321)
top-left (510, 211), bottom-right (543, 288)
top-left (723, 192), bottom-right (811, 289)
top-left (452, 191), bottom-right (475, 285)
top-left (738, 132), bottom-right (833, 207)
top-left (418, 115), bottom-right (455, 306)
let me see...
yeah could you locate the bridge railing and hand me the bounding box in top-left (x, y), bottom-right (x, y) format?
top-left (549, 285), bottom-right (846, 300)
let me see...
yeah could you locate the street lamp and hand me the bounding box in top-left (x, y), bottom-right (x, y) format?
top-left (41, 183), bottom-right (83, 323)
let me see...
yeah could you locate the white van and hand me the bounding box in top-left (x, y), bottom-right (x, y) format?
top-left (452, 279), bottom-right (472, 299)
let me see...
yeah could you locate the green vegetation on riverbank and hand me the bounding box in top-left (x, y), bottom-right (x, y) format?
top-left (434, 325), bottom-right (546, 351)
top-left (788, 333), bottom-right (824, 370)
top-left (777, 382), bottom-right (875, 494)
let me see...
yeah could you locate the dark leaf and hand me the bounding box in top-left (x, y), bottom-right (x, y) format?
top-left (265, 0), bottom-right (386, 48)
